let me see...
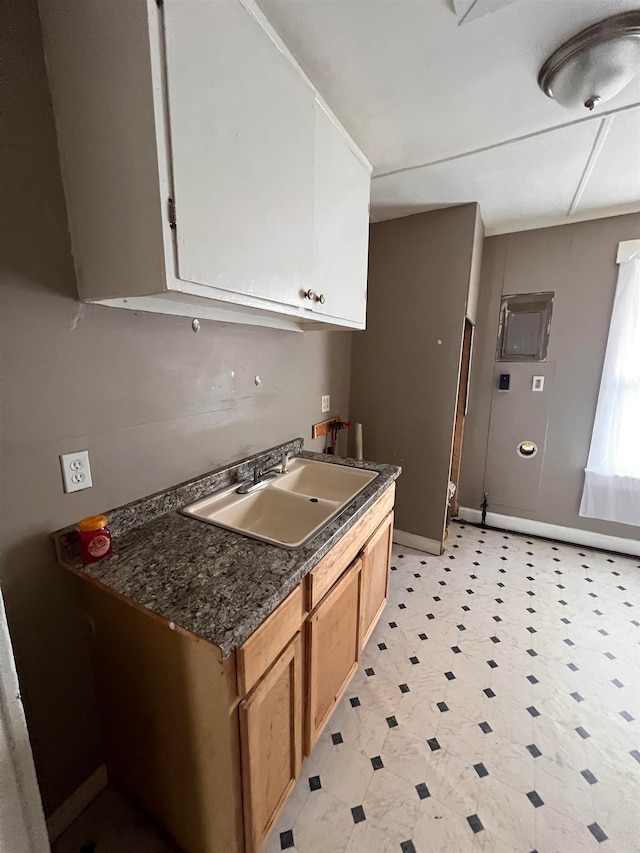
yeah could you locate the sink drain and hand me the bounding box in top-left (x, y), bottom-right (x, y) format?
top-left (309, 498), bottom-right (319, 503)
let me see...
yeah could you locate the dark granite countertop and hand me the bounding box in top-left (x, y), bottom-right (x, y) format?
top-left (52, 439), bottom-right (401, 657)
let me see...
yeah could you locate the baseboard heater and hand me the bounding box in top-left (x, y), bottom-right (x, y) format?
top-left (456, 507), bottom-right (640, 558)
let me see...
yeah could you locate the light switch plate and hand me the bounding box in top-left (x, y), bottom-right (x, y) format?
top-left (60, 450), bottom-right (93, 493)
top-left (532, 376), bottom-right (544, 392)
top-left (321, 395), bottom-right (330, 413)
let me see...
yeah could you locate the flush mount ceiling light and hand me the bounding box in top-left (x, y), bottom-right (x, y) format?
top-left (538, 11), bottom-right (640, 111)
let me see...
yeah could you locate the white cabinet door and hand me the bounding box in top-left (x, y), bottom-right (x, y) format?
top-left (163, 0), bottom-right (315, 309)
top-left (311, 103), bottom-right (371, 327)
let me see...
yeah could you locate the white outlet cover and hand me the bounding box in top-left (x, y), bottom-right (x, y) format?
top-left (60, 450), bottom-right (93, 493)
top-left (532, 376), bottom-right (545, 392)
top-left (321, 395), bottom-right (330, 413)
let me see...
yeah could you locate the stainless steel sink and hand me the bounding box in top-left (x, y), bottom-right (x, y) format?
top-left (181, 458), bottom-right (378, 548)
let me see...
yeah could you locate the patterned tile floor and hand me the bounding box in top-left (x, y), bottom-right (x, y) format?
top-left (265, 522), bottom-right (640, 853)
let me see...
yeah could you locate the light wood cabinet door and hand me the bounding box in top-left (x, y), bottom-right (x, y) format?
top-left (359, 512), bottom-right (394, 649)
top-left (240, 633), bottom-right (303, 853)
top-left (306, 558), bottom-right (361, 753)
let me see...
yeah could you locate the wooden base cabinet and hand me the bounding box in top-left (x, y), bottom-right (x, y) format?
top-left (240, 634), bottom-right (303, 853)
top-left (77, 582), bottom-right (245, 853)
top-left (73, 484), bottom-right (395, 853)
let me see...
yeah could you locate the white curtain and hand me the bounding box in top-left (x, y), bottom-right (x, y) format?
top-left (579, 255), bottom-right (640, 527)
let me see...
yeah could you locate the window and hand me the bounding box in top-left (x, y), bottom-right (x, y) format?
top-left (580, 251), bottom-right (640, 527)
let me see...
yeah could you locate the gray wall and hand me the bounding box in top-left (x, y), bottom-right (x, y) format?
top-left (0, 0), bottom-right (351, 815)
top-left (459, 213), bottom-right (640, 541)
top-left (350, 205), bottom-right (481, 547)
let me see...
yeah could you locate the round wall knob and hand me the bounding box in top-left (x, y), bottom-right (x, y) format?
top-left (315, 293), bottom-right (325, 304)
top-left (303, 289), bottom-right (317, 301)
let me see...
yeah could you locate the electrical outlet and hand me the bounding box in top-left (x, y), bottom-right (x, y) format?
top-left (60, 450), bottom-right (93, 493)
top-left (321, 395), bottom-right (330, 413)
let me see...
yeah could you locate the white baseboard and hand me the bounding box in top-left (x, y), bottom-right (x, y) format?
top-left (457, 507), bottom-right (640, 558)
top-left (393, 529), bottom-right (442, 556)
top-left (46, 763), bottom-right (108, 842)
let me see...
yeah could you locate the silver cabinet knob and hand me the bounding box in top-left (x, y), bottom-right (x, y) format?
top-left (304, 289), bottom-right (317, 301)
top-left (316, 293), bottom-right (325, 304)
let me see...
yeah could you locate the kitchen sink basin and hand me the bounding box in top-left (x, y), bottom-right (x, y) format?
top-left (181, 458), bottom-right (378, 548)
top-left (271, 458), bottom-right (377, 502)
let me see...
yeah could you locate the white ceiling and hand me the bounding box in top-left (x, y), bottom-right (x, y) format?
top-left (257, 0), bottom-right (640, 234)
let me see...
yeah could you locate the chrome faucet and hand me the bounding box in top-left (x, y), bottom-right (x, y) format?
top-left (236, 463), bottom-right (277, 494)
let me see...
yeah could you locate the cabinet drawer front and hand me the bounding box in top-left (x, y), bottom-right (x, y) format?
top-left (307, 483), bottom-right (395, 610)
top-left (240, 633), bottom-right (303, 853)
top-left (237, 585), bottom-right (304, 696)
top-left (306, 558), bottom-right (361, 753)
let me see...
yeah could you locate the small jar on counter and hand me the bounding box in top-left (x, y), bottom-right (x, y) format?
top-left (77, 515), bottom-right (112, 563)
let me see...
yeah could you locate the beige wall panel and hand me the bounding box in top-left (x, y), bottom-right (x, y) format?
top-left (351, 205), bottom-right (479, 546)
top-left (466, 209), bottom-right (485, 325)
top-left (460, 212), bottom-right (640, 540)
top-left (484, 364), bottom-right (554, 512)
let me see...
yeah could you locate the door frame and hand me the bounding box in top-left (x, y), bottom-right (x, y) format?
top-left (0, 590), bottom-right (50, 852)
top-left (448, 317), bottom-right (475, 521)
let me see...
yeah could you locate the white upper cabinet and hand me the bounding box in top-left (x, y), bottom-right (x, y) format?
top-left (164, 1), bottom-right (315, 308)
top-left (37, 0), bottom-right (372, 332)
top-left (312, 103), bottom-right (370, 327)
